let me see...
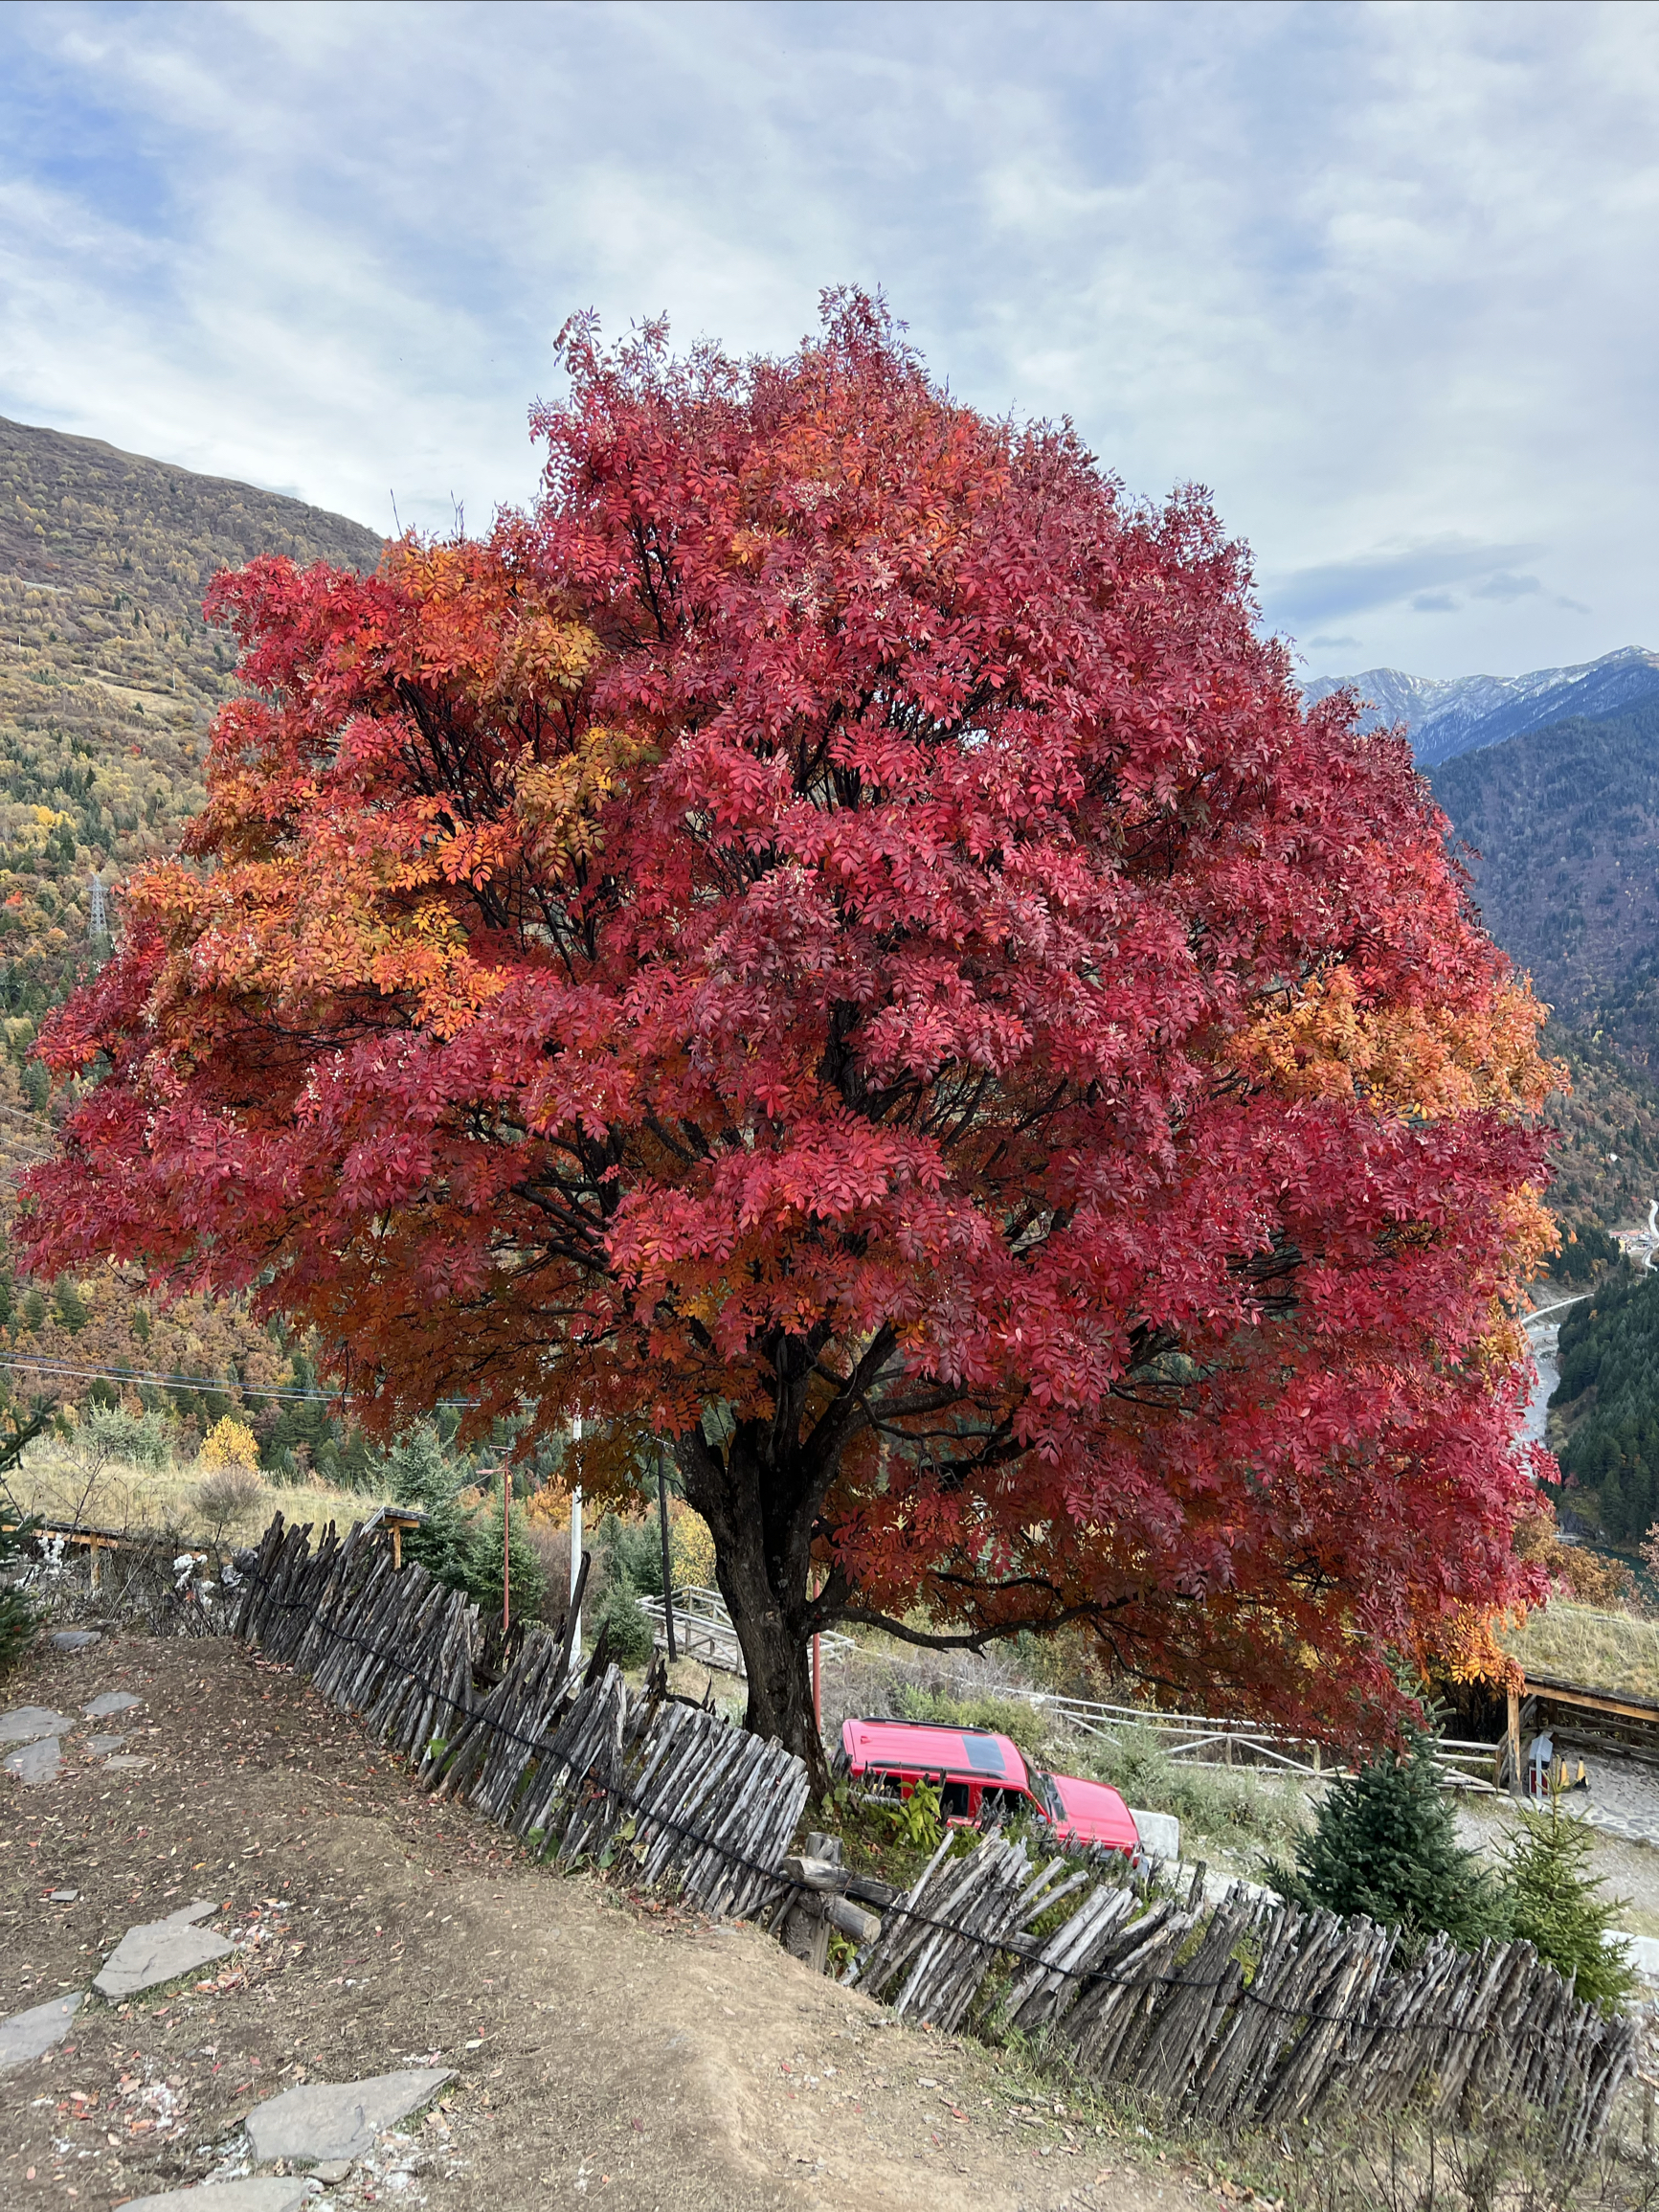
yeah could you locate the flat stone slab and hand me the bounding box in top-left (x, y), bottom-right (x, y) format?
top-left (0, 1992), bottom-right (80, 2073)
top-left (118, 2182), bottom-right (311, 2212)
top-left (83, 1690), bottom-right (143, 1719)
top-left (245, 2067), bottom-right (454, 2163)
top-left (103, 1753), bottom-right (152, 1771)
top-left (50, 1628), bottom-right (101, 1650)
top-left (0, 1705), bottom-right (73, 1744)
top-left (94, 1901), bottom-right (234, 1998)
top-left (85, 1733), bottom-right (128, 1754)
top-left (4, 1737), bottom-right (61, 1786)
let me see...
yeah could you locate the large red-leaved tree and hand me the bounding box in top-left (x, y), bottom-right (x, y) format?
top-left (22, 298), bottom-right (1555, 1773)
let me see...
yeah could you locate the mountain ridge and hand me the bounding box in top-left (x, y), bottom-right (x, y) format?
top-left (1304, 645), bottom-right (1659, 768)
top-left (0, 413), bottom-right (382, 1191)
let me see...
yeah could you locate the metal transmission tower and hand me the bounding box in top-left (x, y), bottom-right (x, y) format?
top-left (88, 873), bottom-right (108, 941)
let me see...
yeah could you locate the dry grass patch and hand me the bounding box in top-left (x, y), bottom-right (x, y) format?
top-left (6, 1438), bottom-right (395, 1547)
top-left (1501, 1600), bottom-right (1659, 1703)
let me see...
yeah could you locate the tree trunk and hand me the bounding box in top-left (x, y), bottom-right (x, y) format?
top-left (676, 1427), bottom-right (829, 1794)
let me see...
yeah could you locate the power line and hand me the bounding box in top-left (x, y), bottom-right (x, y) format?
top-left (0, 1346), bottom-right (476, 1408)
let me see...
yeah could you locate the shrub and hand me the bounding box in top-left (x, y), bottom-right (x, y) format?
top-left (1268, 1730), bottom-right (1508, 1949)
top-left (891, 1682), bottom-right (1060, 1768)
top-left (85, 1403), bottom-right (175, 1471)
top-left (0, 1510), bottom-right (40, 1670)
top-left (1501, 1794), bottom-right (1634, 2013)
top-left (193, 1466), bottom-right (266, 1543)
top-left (590, 1575), bottom-right (654, 1667)
top-left (197, 1415), bottom-right (260, 1475)
top-left (1090, 1726), bottom-right (1305, 1861)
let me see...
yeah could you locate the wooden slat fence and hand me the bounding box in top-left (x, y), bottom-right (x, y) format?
top-left (844, 1835), bottom-right (1635, 2160)
top-left (232, 1513), bottom-right (809, 1917)
top-left (230, 1512), bottom-right (1634, 2159)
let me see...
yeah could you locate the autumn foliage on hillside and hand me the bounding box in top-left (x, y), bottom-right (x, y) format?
top-left (20, 298), bottom-right (1557, 1765)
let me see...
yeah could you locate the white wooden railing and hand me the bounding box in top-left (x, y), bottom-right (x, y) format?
top-left (640, 1588), bottom-right (1501, 1789)
top-left (639, 1584), bottom-right (854, 1676)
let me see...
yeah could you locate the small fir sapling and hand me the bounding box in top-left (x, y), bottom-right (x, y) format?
top-left (1268, 1727), bottom-right (1509, 1950)
top-left (1501, 1792), bottom-right (1635, 2012)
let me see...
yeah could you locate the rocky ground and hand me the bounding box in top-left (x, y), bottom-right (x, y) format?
top-left (0, 1631), bottom-right (1218, 2212)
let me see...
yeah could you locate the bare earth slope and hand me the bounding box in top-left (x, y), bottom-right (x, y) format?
top-left (1, 1634), bottom-right (1204, 2212)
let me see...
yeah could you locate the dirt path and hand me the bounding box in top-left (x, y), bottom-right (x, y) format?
top-left (1, 1634), bottom-right (1213, 2212)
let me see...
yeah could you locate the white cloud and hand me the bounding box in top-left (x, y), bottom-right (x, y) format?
top-left (0, 0), bottom-right (1655, 679)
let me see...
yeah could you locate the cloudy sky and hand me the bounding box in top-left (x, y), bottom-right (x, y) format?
top-left (1, 0), bottom-right (1655, 683)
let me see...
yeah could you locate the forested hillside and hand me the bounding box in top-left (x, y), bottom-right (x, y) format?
top-left (1535, 1025), bottom-right (1659, 1230)
top-left (0, 414), bottom-right (381, 1415)
top-left (1431, 698), bottom-right (1659, 1065)
top-left (1550, 1268), bottom-right (1659, 1545)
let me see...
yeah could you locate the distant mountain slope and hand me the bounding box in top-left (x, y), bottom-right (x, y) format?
top-left (1532, 1024), bottom-right (1659, 1233)
top-left (1305, 646), bottom-right (1659, 768)
top-left (0, 413), bottom-right (382, 1180)
top-left (1430, 697), bottom-right (1659, 1064)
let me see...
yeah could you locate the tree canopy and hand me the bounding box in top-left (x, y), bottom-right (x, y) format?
top-left (19, 296), bottom-right (1556, 1768)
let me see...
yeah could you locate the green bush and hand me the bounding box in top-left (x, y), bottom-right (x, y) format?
top-left (890, 1683), bottom-right (1060, 1767)
top-left (86, 1403), bottom-right (175, 1471)
top-left (1068, 1720), bottom-right (1308, 1862)
top-left (1268, 1732), bottom-right (1508, 1950)
top-left (0, 1510), bottom-right (40, 1670)
top-left (591, 1576), bottom-right (655, 1667)
top-left (1502, 1794), bottom-right (1634, 2013)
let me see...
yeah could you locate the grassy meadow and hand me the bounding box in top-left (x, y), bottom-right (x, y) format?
top-left (1501, 1600), bottom-right (1659, 1704)
top-left (5, 1431), bottom-right (397, 1550)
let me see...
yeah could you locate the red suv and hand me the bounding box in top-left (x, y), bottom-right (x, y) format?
top-left (841, 1717), bottom-right (1140, 1856)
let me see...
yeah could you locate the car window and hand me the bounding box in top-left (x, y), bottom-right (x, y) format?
top-left (940, 1779), bottom-right (970, 1819)
top-left (960, 1735), bottom-right (1006, 1774)
top-left (976, 1784), bottom-right (1028, 1824)
top-left (1031, 1771), bottom-right (1065, 1823)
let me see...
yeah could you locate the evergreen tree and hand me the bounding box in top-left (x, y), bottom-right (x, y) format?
top-left (1502, 1794), bottom-right (1635, 2013)
top-left (590, 1574), bottom-right (655, 1666)
top-left (383, 1421), bottom-right (471, 1589)
top-left (0, 1398), bottom-right (56, 1669)
top-left (1269, 1730), bottom-right (1509, 1949)
top-left (0, 1508), bottom-right (40, 1671)
top-left (461, 1489), bottom-right (548, 1626)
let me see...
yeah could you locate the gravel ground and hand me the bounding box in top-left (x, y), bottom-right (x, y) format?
top-left (1456, 1750), bottom-right (1659, 1934)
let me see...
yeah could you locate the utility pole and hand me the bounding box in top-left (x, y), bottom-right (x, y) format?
top-left (88, 874), bottom-right (108, 941)
top-left (501, 1465), bottom-right (511, 1636)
